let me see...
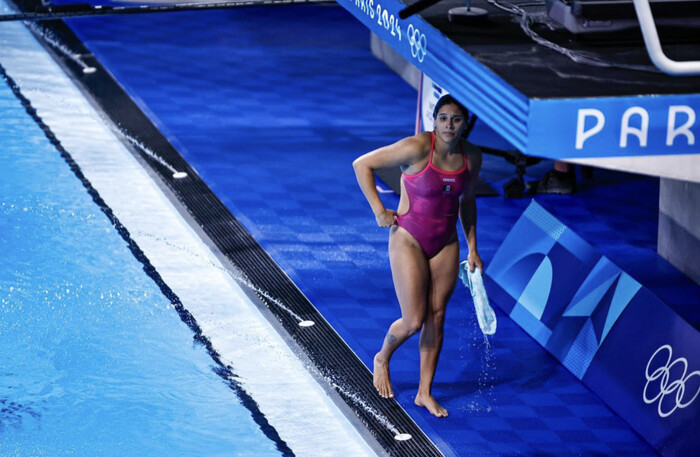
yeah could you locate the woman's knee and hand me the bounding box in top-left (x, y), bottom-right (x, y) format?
top-left (404, 316), bottom-right (425, 336)
top-left (428, 307), bottom-right (447, 328)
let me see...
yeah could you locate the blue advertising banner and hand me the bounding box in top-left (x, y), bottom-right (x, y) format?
top-left (584, 289), bottom-right (700, 457)
top-left (486, 200), bottom-right (629, 378)
top-left (486, 200), bottom-right (699, 457)
top-left (529, 95), bottom-right (700, 159)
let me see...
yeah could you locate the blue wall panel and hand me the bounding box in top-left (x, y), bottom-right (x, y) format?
top-left (585, 287), bottom-right (700, 457)
top-left (487, 200), bottom-right (699, 457)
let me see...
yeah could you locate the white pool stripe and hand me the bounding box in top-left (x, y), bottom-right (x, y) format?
top-left (0, 15), bottom-right (377, 457)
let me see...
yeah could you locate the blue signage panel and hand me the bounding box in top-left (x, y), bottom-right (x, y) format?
top-left (584, 291), bottom-right (700, 457)
top-left (486, 200), bottom-right (633, 378)
top-left (529, 93), bottom-right (700, 159)
top-left (487, 201), bottom-right (699, 457)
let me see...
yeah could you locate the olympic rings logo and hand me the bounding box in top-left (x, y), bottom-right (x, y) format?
top-left (406, 24), bottom-right (427, 62)
top-left (643, 344), bottom-right (700, 418)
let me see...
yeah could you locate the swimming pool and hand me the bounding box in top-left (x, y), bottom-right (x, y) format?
top-left (0, 82), bottom-right (285, 457)
top-left (0, 9), bottom-right (378, 456)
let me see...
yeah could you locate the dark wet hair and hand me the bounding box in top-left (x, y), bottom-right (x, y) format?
top-left (433, 94), bottom-right (469, 120)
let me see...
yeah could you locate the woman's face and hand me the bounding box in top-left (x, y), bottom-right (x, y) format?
top-left (434, 103), bottom-right (466, 142)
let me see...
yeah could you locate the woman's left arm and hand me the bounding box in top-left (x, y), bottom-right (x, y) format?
top-left (459, 144), bottom-right (483, 272)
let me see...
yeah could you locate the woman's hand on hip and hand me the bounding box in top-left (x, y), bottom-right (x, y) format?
top-left (375, 209), bottom-right (398, 227)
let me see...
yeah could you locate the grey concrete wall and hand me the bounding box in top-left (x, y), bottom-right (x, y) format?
top-left (658, 178), bottom-right (700, 285)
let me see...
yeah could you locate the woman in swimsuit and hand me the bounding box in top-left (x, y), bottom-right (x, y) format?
top-left (353, 94), bottom-right (483, 418)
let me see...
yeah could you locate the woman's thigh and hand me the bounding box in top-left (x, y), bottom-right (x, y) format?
top-left (389, 226), bottom-right (430, 320)
top-left (427, 240), bottom-right (460, 313)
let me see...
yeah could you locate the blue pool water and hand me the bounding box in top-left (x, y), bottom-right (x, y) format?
top-left (0, 71), bottom-right (281, 457)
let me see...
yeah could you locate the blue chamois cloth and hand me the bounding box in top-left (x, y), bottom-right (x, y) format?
top-left (459, 261), bottom-right (497, 335)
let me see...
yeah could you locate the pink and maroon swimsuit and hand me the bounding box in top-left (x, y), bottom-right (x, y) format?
top-left (395, 133), bottom-right (469, 258)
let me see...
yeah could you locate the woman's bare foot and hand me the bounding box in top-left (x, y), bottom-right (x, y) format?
top-left (415, 392), bottom-right (448, 417)
top-left (373, 354), bottom-right (394, 398)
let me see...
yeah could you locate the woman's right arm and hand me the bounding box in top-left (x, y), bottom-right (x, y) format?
top-left (352, 135), bottom-right (424, 227)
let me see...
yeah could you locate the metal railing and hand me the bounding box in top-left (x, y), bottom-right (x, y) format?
top-left (633, 0), bottom-right (700, 75)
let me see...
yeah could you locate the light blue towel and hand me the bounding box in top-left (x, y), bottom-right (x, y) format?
top-left (459, 261), bottom-right (497, 335)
